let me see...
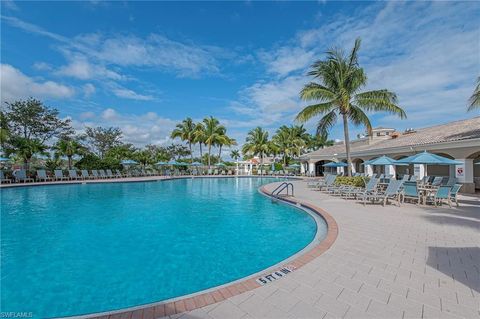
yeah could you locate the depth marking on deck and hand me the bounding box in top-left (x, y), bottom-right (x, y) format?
top-left (255, 265), bottom-right (296, 285)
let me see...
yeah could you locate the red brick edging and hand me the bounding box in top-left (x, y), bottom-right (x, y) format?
top-left (74, 182), bottom-right (339, 319)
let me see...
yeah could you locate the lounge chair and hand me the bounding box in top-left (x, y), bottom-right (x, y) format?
top-left (315, 175), bottom-right (337, 191)
top-left (54, 169), bottom-right (69, 181)
top-left (359, 180), bottom-right (403, 206)
top-left (68, 169), bottom-right (79, 180)
top-left (37, 169), bottom-right (53, 182)
top-left (409, 175), bottom-right (417, 181)
top-left (445, 177), bottom-right (457, 187)
top-left (343, 177), bottom-right (379, 200)
top-left (0, 171), bottom-right (12, 183)
top-left (91, 170), bottom-right (100, 179)
top-left (402, 181), bottom-right (421, 204)
top-left (425, 185), bottom-right (452, 207)
top-left (80, 170), bottom-right (91, 180)
top-left (430, 176), bottom-right (443, 187)
top-left (98, 169), bottom-right (108, 179)
top-left (449, 184), bottom-right (462, 207)
top-left (106, 169), bottom-right (116, 178)
top-left (15, 169), bottom-right (34, 183)
top-left (401, 175), bottom-right (410, 182)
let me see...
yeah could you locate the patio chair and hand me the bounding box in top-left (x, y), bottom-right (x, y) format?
top-left (316, 175), bottom-right (337, 191)
top-left (430, 176), bottom-right (443, 187)
top-left (114, 169), bottom-right (123, 178)
top-left (446, 177), bottom-right (457, 187)
top-left (344, 177), bottom-right (379, 200)
top-left (98, 169), bottom-right (108, 179)
top-left (68, 169), bottom-right (79, 180)
top-left (106, 169), bottom-right (116, 178)
top-left (91, 170), bottom-right (100, 179)
top-left (1, 171), bottom-right (12, 183)
top-left (402, 181), bottom-right (421, 204)
top-left (54, 169), bottom-right (69, 181)
top-left (360, 180), bottom-right (403, 206)
top-left (409, 175), bottom-right (417, 181)
top-left (36, 169), bottom-right (53, 182)
top-left (419, 176), bottom-right (430, 186)
top-left (15, 169), bottom-right (34, 183)
top-left (80, 170), bottom-right (91, 180)
top-left (401, 175), bottom-right (410, 182)
top-left (449, 184), bottom-right (462, 207)
top-left (425, 185), bottom-right (451, 207)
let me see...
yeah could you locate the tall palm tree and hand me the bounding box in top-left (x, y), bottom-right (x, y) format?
top-left (217, 136), bottom-right (237, 161)
top-left (307, 134), bottom-right (334, 151)
top-left (202, 116), bottom-right (226, 167)
top-left (273, 126), bottom-right (306, 168)
top-left (296, 38), bottom-right (406, 176)
top-left (468, 77), bottom-right (480, 111)
top-left (54, 138), bottom-right (85, 169)
top-left (242, 127), bottom-right (271, 167)
top-left (171, 118), bottom-right (196, 163)
top-left (230, 149), bottom-right (240, 161)
top-left (194, 122), bottom-right (206, 158)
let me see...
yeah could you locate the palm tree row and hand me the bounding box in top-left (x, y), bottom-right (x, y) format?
top-left (171, 116), bottom-right (236, 167)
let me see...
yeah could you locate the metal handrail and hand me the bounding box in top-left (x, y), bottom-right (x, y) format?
top-left (271, 182), bottom-right (294, 197)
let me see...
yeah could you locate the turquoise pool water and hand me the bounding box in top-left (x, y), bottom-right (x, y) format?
top-left (1, 177), bottom-right (324, 318)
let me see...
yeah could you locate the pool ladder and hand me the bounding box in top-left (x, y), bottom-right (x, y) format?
top-left (271, 182), bottom-right (294, 198)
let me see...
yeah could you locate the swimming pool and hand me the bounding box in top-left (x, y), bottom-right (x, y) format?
top-left (1, 177), bottom-right (325, 318)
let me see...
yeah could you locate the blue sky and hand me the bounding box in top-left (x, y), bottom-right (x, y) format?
top-left (1, 1), bottom-right (479, 151)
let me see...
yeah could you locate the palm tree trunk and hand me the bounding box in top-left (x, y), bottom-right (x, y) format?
top-left (68, 156), bottom-right (72, 170)
top-left (189, 142), bottom-right (193, 163)
top-left (342, 113), bottom-right (352, 176)
top-left (208, 144), bottom-right (212, 167)
top-left (199, 143), bottom-right (203, 157)
top-left (218, 145), bottom-right (222, 161)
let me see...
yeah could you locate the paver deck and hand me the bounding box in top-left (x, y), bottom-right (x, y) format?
top-left (175, 180), bottom-right (480, 319)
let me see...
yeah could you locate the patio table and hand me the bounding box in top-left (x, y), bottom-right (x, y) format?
top-left (418, 186), bottom-right (438, 205)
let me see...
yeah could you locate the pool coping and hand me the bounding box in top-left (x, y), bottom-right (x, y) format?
top-left (40, 178), bottom-right (338, 319)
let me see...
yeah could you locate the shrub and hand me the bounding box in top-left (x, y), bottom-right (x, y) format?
top-left (334, 176), bottom-right (368, 187)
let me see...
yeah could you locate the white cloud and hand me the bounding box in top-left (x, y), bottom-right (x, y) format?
top-left (56, 54), bottom-right (123, 80)
top-left (0, 64), bottom-right (75, 103)
top-left (82, 83), bottom-right (96, 97)
top-left (72, 108), bottom-right (177, 146)
top-left (32, 61), bottom-right (52, 71)
top-left (111, 87), bottom-right (154, 101)
top-left (259, 47), bottom-right (315, 76)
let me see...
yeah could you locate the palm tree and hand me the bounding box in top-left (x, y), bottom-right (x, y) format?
top-left (296, 38), bottom-right (406, 176)
top-left (202, 116), bottom-right (226, 167)
top-left (9, 136), bottom-right (47, 169)
top-left (273, 126), bottom-right (306, 168)
top-left (242, 127), bottom-right (271, 167)
top-left (194, 122), bottom-right (206, 158)
top-left (171, 118), bottom-right (196, 163)
top-left (134, 149), bottom-right (152, 168)
top-left (217, 136), bottom-right (237, 161)
top-left (230, 149), bottom-right (240, 161)
top-left (307, 134), bottom-right (334, 151)
top-left (468, 77), bottom-right (480, 111)
top-left (54, 138), bottom-right (85, 169)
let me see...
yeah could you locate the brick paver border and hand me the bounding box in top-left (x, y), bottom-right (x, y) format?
top-left (13, 178), bottom-right (338, 319)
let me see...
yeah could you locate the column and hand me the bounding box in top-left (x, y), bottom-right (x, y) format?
top-left (414, 164), bottom-right (426, 180)
top-left (300, 162), bottom-right (306, 175)
top-left (308, 162), bottom-right (315, 176)
top-left (385, 165), bottom-right (396, 177)
top-left (350, 162), bottom-right (356, 174)
top-left (455, 159), bottom-right (474, 193)
top-left (365, 164), bottom-right (373, 176)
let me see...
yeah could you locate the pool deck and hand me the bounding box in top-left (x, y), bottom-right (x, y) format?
top-left (162, 179), bottom-right (479, 319)
top-left (3, 177), bottom-right (479, 318)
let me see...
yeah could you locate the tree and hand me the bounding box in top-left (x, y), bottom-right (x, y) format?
top-left (3, 98), bottom-right (73, 143)
top-left (217, 136), bottom-right (236, 161)
top-left (0, 111), bottom-right (11, 150)
top-left (468, 77), bottom-right (480, 111)
top-left (193, 122), bottom-right (206, 158)
top-left (296, 38), bottom-right (406, 176)
top-left (45, 155), bottom-right (63, 171)
top-left (242, 127), bottom-right (271, 167)
top-left (171, 118), bottom-right (196, 163)
top-left (307, 134), bottom-right (334, 151)
top-left (166, 144), bottom-right (191, 160)
top-left (53, 137), bottom-right (86, 169)
top-left (272, 126), bottom-right (306, 167)
top-left (83, 127), bottom-right (123, 159)
top-left (104, 144), bottom-right (137, 161)
top-left (8, 136), bottom-right (47, 169)
top-left (134, 149), bottom-right (153, 168)
top-left (230, 149), bottom-right (241, 161)
top-left (202, 117), bottom-right (226, 167)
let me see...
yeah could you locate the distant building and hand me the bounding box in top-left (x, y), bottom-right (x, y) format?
top-left (299, 117), bottom-right (480, 193)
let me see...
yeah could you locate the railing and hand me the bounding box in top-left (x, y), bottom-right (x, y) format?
top-left (271, 182), bottom-right (294, 197)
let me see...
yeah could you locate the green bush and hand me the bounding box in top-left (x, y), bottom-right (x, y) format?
top-left (334, 176), bottom-right (368, 187)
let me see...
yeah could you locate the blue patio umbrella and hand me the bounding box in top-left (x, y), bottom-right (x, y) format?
top-left (168, 160), bottom-right (181, 165)
top-left (155, 161), bottom-right (168, 165)
top-left (0, 157), bottom-right (10, 162)
top-left (190, 162), bottom-right (202, 166)
top-left (363, 155), bottom-right (407, 166)
top-left (323, 162), bottom-right (348, 167)
top-left (120, 159), bottom-right (138, 165)
top-left (215, 162), bottom-right (226, 167)
top-left (395, 151), bottom-right (462, 165)
top-left (288, 163), bottom-right (301, 169)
